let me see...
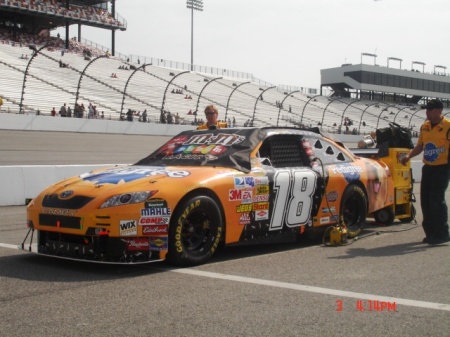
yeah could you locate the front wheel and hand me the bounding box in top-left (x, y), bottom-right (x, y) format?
top-left (340, 185), bottom-right (367, 238)
top-left (168, 195), bottom-right (223, 266)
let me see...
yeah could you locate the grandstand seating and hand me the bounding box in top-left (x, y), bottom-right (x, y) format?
top-left (0, 33), bottom-right (431, 135)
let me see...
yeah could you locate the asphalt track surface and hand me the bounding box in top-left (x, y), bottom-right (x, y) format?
top-left (1, 130), bottom-right (449, 337)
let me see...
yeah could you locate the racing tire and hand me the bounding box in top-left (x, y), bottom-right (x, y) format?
top-left (399, 204), bottom-right (416, 223)
top-left (168, 195), bottom-right (223, 267)
top-left (374, 207), bottom-right (395, 225)
top-left (340, 185), bottom-right (367, 238)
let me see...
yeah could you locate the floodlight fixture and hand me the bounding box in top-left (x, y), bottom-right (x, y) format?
top-left (434, 65), bottom-right (447, 75)
top-left (412, 61), bottom-right (425, 72)
top-left (186, 0), bottom-right (204, 71)
top-left (387, 57), bottom-right (403, 69)
top-left (361, 52), bottom-right (377, 65)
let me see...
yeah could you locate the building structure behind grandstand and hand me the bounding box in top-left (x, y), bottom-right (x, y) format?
top-left (0, 0), bottom-right (449, 136)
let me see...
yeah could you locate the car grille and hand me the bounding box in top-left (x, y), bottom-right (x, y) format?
top-left (39, 214), bottom-right (82, 229)
top-left (42, 194), bottom-right (94, 209)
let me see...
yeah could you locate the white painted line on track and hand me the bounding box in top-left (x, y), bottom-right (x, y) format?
top-left (172, 268), bottom-right (450, 312)
top-left (2, 242), bottom-right (448, 312)
top-left (0, 243), bottom-right (20, 250)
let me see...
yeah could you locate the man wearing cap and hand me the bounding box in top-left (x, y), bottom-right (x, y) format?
top-left (401, 99), bottom-right (450, 244)
top-left (197, 105), bottom-right (228, 130)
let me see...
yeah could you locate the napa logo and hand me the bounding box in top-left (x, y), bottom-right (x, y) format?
top-left (423, 143), bottom-right (445, 163)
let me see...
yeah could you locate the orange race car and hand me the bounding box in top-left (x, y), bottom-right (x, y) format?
top-left (23, 127), bottom-right (397, 266)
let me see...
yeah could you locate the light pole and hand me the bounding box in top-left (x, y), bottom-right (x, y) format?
top-left (186, 0), bottom-right (203, 71)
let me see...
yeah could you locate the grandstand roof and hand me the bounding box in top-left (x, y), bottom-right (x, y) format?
top-left (321, 63), bottom-right (450, 102)
top-left (0, 0), bottom-right (124, 34)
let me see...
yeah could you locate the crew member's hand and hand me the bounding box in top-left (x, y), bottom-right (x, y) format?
top-left (401, 154), bottom-right (409, 166)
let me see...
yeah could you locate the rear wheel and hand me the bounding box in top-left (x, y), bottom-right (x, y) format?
top-left (168, 195), bottom-right (223, 267)
top-left (340, 185), bottom-right (367, 238)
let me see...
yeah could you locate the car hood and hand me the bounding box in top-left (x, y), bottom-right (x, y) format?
top-left (35, 165), bottom-right (239, 207)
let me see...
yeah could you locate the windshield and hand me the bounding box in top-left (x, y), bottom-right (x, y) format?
top-left (135, 128), bottom-right (266, 173)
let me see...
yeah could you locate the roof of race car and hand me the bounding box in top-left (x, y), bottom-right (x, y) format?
top-left (134, 127), bottom-right (335, 173)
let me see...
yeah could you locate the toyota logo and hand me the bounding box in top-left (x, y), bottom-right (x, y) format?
top-left (59, 190), bottom-right (74, 198)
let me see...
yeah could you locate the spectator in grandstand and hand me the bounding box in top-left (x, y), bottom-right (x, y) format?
top-left (66, 106), bottom-right (72, 118)
top-left (88, 103), bottom-right (95, 119)
top-left (51, 107), bottom-right (56, 117)
top-left (167, 112), bottom-right (174, 124)
top-left (126, 109), bottom-right (133, 122)
top-left (160, 111), bottom-right (166, 124)
top-left (101, 111), bottom-right (105, 119)
top-left (142, 109), bottom-right (147, 122)
top-left (175, 113), bottom-right (180, 124)
top-left (197, 105), bottom-right (227, 130)
top-left (401, 99), bottom-right (450, 245)
top-left (59, 103), bottom-right (67, 117)
top-left (0, 96), bottom-right (3, 111)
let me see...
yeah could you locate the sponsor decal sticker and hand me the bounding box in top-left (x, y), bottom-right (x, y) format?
top-left (255, 210), bottom-right (269, 221)
top-left (321, 206), bottom-right (336, 213)
top-left (256, 185), bottom-right (269, 195)
top-left (142, 224), bottom-right (168, 236)
top-left (120, 220), bottom-right (137, 236)
top-left (234, 176), bottom-right (254, 189)
top-left (238, 213), bottom-right (251, 225)
top-left (320, 217), bottom-right (330, 224)
top-left (253, 202), bottom-right (269, 211)
top-left (254, 176), bottom-right (269, 185)
top-left (139, 217), bottom-right (169, 225)
top-left (326, 191), bottom-right (339, 202)
top-left (126, 238), bottom-right (150, 251)
top-left (141, 208), bottom-right (171, 216)
top-left (236, 204), bottom-right (253, 213)
top-left (253, 194), bottom-right (269, 202)
top-left (150, 237), bottom-right (168, 251)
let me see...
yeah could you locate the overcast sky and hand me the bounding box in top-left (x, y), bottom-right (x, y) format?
top-left (55, 0), bottom-right (450, 90)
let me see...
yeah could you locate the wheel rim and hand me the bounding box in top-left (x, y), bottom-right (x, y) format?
top-left (343, 194), bottom-right (362, 230)
top-left (181, 210), bottom-right (212, 252)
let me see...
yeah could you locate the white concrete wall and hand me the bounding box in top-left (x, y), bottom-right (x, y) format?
top-left (0, 113), bottom-right (422, 206)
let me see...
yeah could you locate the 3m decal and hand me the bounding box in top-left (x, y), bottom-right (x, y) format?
top-left (229, 189), bottom-right (242, 201)
top-left (270, 169), bottom-right (317, 230)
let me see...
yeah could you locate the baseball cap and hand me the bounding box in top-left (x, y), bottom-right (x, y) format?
top-left (421, 99), bottom-right (443, 110)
